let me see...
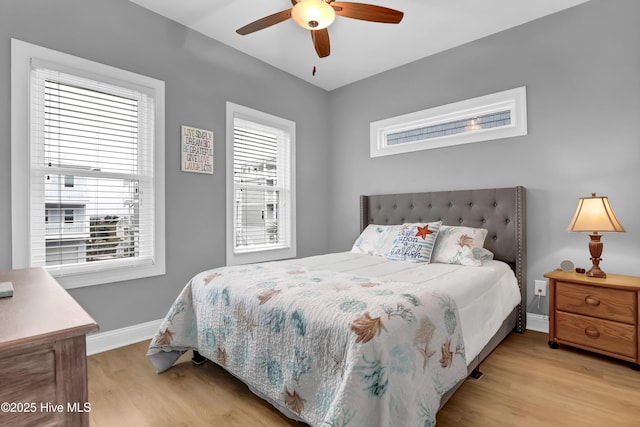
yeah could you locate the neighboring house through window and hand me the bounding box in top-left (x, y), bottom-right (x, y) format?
top-left (11, 39), bottom-right (165, 289)
top-left (226, 102), bottom-right (296, 265)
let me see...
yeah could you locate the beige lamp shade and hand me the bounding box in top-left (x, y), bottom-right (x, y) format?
top-left (567, 193), bottom-right (625, 233)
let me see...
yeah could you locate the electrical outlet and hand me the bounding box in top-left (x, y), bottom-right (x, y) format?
top-left (534, 280), bottom-right (547, 297)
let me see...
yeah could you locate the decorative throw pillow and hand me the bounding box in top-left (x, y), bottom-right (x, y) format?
top-left (432, 225), bottom-right (488, 267)
top-left (385, 222), bottom-right (442, 263)
top-left (477, 247), bottom-right (494, 261)
top-left (351, 224), bottom-right (403, 257)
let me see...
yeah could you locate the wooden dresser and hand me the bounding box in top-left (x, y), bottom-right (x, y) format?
top-left (0, 268), bottom-right (99, 427)
top-left (545, 269), bottom-right (640, 369)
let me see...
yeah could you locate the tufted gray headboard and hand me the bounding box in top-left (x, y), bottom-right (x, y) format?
top-left (360, 186), bottom-right (527, 332)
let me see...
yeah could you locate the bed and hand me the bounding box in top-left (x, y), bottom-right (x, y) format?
top-left (147, 186), bottom-right (526, 426)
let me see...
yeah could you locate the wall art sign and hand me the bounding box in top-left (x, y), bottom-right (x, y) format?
top-left (181, 125), bottom-right (214, 174)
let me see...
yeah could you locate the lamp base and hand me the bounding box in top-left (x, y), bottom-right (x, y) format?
top-left (587, 232), bottom-right (606, 279)
top-left (586, 265), bottom-right (606, 279)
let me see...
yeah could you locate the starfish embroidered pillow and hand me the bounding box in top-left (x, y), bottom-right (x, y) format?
top-left (431, 225), bottom-right (489, 266)
top-left (386, 222), bottom-right (442, 263)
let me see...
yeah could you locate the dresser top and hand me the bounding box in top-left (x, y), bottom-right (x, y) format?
top-left (545, 269), bottom-right (640, 290)
top-left (0, 268), bottom-right (98, 350)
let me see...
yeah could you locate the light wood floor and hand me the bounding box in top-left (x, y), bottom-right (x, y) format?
top-left (87, 331), bottom-right (640, 426)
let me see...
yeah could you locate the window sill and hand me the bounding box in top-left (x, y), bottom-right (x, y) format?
top-left (46, 260), bottom-right (165, 289)
top-left (227, 245), bottom-right (296, 266)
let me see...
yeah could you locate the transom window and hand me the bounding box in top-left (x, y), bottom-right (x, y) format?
top-left (370, 87), bottom-right (527, 157)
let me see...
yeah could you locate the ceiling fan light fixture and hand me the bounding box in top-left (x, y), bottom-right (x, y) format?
top-left (291, 0), bottom-right (335, 30)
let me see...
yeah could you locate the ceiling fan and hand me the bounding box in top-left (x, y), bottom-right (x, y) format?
top-left (236, 0), bottom-right (404, 58)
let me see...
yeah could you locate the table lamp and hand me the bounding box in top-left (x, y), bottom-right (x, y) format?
top-left (567, 193), bottom-right (625, 278)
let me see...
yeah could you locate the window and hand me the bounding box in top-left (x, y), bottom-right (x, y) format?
top-left (64, 209), bottom-right (74, 224)
top-left (370, 87), bottom-right (527, 157)
top-left (11, 39), bottom-right (165, 289)
top-left (226, 102), bottom-right (296, 265)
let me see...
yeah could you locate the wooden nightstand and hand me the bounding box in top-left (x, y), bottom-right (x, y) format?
top-left (0, 268), bottom-right (99, 426)
top-left (545, 269), bottom-right (640, 370)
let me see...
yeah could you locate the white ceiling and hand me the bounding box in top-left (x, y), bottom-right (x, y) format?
top-left (129, 0), bottom-right (590, 91)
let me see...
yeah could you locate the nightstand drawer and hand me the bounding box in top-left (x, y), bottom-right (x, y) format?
top-left (556, 311), bottom-right (636, 358)
top-left (556, 281), bottom-right (636, 324)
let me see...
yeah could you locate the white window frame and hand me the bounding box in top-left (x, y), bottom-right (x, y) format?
top-left (11, 39), bottom-right (165, 289)
top-left (226, 102), bottom-right (296, 265)
top-left (370, 86), bottom-right (527, 157)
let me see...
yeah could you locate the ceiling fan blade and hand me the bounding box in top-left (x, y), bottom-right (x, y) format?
top-left (236, 9), bottom-right (292, 35)
top-left (331, 2), bottom-right (404, 24)
top-left (311, 28), bottom-right (330, 58)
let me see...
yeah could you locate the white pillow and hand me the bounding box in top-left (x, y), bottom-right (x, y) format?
top-left (386, 222), bottom-right (442, 263)
top-left (478, 247), bottom-right (494, 260)
top-left (432, 225), bottom-right (488, 267)
top-left (351, 224), bottom-right (402, 257)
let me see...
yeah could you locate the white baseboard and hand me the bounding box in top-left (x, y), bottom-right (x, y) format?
top-left (526, 313), bottom-right (549, 333)
top-left (86, 319), bottom-right (163, 356)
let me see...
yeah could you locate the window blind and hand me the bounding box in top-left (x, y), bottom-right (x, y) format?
top-left (233, 118), bottom-right (291, 252)
top-left (30, 66), bottom-right (156, 276)
top-left (386, 110), bottom-right (512, 146)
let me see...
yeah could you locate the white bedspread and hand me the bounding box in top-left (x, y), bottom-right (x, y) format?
top-left (147, 252), bottom-right (520, 426)
top-left (293, 252), bottom-right (521, 364)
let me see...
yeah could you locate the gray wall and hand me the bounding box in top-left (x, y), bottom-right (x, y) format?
top-left (327, 0), bottom-right (640, 314)
top-left (0, 0), bottom-right (331, 331)
top-left (1, 0), bottom-right (637, 332)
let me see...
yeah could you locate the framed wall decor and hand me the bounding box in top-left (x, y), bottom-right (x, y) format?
top-left (181, 125), bottom-right (214, 174)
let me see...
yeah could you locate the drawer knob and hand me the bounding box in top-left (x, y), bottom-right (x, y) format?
top-left (584, 326), bottom-right (600, 339)
top-left (584, 295), bottom-right (601, 306)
